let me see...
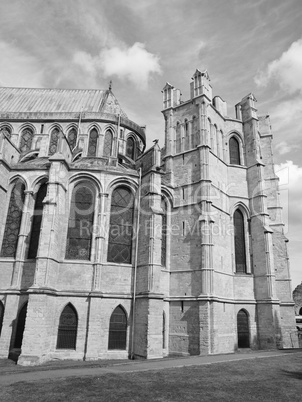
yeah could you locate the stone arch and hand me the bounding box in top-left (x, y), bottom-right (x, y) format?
top-left (19, 124), bottom-right (35, 153)
top-left (56, 303), bottom-right (78, 350)
top-left (107, 185), bottom-right (135, 264)
top-left (87, 125), bottom-right (100, 157)
top-left (237, 309), bottom-right (250, 348)
top-left (0, 179), bottom-right (26, 258)
top-left (108, 305), bottom-right (128, 350)
top-left (65, 179), bottom-right (97, 261)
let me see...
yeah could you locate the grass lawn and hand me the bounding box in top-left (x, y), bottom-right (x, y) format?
top-left (1, 354), bottom-right (302, 401)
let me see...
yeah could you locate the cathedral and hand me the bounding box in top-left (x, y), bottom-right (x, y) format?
top-left (0, 70), bottom-right (298, 365)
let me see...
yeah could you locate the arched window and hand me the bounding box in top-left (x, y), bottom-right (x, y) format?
top-left (175, 122), bottom-right (181, 153)
top-left (237, 309), bottom-right (249, 348)
top-left (108, 186), bottom-right (134, 264)
top-left (162, 312), bottom-right (166, 349)
top-left (65, 182), bottom-right (95, 260)
top-left (192, 116), bottom-right (197, 147)
top-left (126, 137), bottom-right (135, 160)
top-left (103, 130), bottom-right (113, 157)
top-left (14, 302), bottom-right (28, 348)
top-left (234, 209), bottom-right (246, 273)
top-left (0, 126), bottom-right (11, 139)
top-left (229, 136), bottom-right (241, 165)
top-left (87, 128), bottom-right (98, 157)
top-left (48, 127), bottom-right (60, 156)
top-left (0, 181), bottom-right (25, 258)
top-left (184, 120), bottom-right (189, 150)
top-left (0, 301), bottom-right (4, 336)
top-left (56, 304), bottom-right (78, 349)
top-left (28, 183), bottom-right (48, 259)
top-left (108, 306), bottom-right (127, 350)
top-left (67, 127), bottom-right (77, 150)
top-left (19, 127), bottom-right (34, 153)
top-left (161, 198), bottom-right (167, 267)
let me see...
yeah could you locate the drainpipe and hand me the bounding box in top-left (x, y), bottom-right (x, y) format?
top-left (130, 167), bottom-right (142, 359)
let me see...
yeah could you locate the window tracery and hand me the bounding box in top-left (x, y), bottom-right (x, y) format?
top-left (0, 126), bottom-right (11, 139)
top-left (48, 128), bottom-right (60, 156)
top-left (67, 127), bottom-right (77, 150)
top-left (88, 128), bottom-right (98, 156)
top-left (107, 186), bottom-right (134, 264)
top-left (65, 182), bottom-right (95, 260)
top-left (0, 181), bottom-right (25, 258)
top-left (19, 128), bottom-right (34, 153)
top-left (103, 130), bottom-right (113, 157)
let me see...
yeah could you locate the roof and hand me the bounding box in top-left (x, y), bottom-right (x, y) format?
top-left (0, 87), bottom-right (128, 118)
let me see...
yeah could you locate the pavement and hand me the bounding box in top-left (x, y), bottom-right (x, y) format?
top-left (0, 349), bottom-right (301, 386)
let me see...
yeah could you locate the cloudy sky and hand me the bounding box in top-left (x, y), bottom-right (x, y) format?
top-left (0, 0), bottom-right (301, 290)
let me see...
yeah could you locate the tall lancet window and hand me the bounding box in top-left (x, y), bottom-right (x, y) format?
top-left (126, 137), bottom-right (135, 160)
top-left (48, 127), bottom-right (60, 156)
top-left (103, 129), bottom-right (113, 157)
top-left (229, 136), bottom-right (241, 165)
top-left (28, 183), bottom-right (48, 259)
top-left (57, 304), bottom-right (78, 350)
top-left (88, 128), bottom-right (98, 157)
top-left (0, 181), bottom-right (25, 258)
top-left (68, 127), bottom-right (77, 150)
top-left (234, 209), bottom-right (246, 273)
top-left (65, 182), bottom-right (95, 260)
top-left (175, 122), bottom-right (181, 153)
top-left (108, 306), bottom-right (127, 350)
top-left (19, 127), bottom-right (34, 153)
top-left (108, 186), bottom-right (134, 264)
top-left (161, 198), bottom-right (167, 267)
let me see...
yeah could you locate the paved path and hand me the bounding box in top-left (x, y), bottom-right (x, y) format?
top-left (0, 349), bottom-right (301, 386)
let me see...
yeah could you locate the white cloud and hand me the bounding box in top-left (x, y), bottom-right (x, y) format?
top-left (73, 42), bottom-right (162, 90)
top-left (255, 38), bottom-right (302, 94)
top-left (0, 41), bottom-right (44, 87)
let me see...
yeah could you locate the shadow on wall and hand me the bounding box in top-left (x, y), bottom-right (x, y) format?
top-left (180, 303), bottom-right (200, 356)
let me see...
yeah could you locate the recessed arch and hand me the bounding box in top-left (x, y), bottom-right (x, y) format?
top-left (56, 303), bottom-right (78, 350)
top-left (107, 185), bottom-right (135, 264)
top-left (0, 123), bottom-right (12, 139)
top-left (67, 126), bottom-right (78, 150)
top-left (69, 173), bottom-right (102, 194)
top-left (103, 129), bottom-right (113, 157)
top-left (108, 305), bottom-right (127, 350)
top-left (87, 126), bottom-right (99, 157)
top-left (237, 309), bottom-right (250, 348)
top-left (229, 136), bottom-right (241, 165)
top-left (233, 208), bottom-right (247, 273)
top-left (65, 180), bottom-right (97, 260)
top-left (19, 126), bottom-right (34, 153)
top-left (0, 180), bottom-right (26, 258)
top-left (125, 135), bottom-right (136, 160)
